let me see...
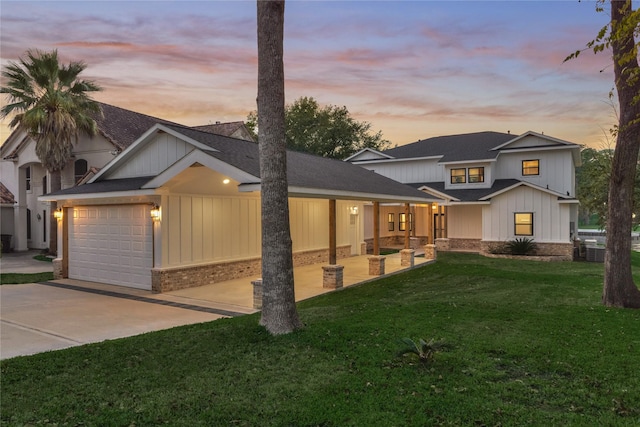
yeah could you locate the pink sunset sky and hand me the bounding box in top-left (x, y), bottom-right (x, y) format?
top-left (0, 0), bottom-right (620, 149)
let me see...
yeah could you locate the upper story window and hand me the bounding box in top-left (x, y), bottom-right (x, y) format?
top-left (468, 167), bottom-right (484, 183)
top-left (42, 176), bottom-right (47, 195)
top-left (74, 159), bottom-right (88, 184)
top-left (451, 168), bottom-right (466, 184)
top-left (25, 166), bottom-right (31, 191)
top-left (514, 212), bottom-right (533, 236)
top-left (522, 159), bottom-right (539, 176)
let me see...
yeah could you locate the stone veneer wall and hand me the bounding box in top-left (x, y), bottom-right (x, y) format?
top-left (448, 238), bottom-right (481, 251)
top-left (364, 236), bottom-right (428, 253)
top-left (53, 258), bottom-right (63, 279)
top-left (480, 241), bottom-right (573, 261)
top-left (151, 245), bottom-right (352, 292)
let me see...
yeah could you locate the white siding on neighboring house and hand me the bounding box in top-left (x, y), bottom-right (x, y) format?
top-left (482, 186), bottom-right (570, 243)
top-left (494, 150), bottom-right (575, 196)
top-left (447, 205), bottom-right (482, 239)
top-left (108, 133), bottom-right (195, 180)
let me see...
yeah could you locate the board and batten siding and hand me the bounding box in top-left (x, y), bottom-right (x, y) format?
top-left (482, 186), bottom-right (570, 243)
top-left (359, 159), bottom-right (443, 184)
top-left (108, 133), bottom-right (195, 180)
top-left (494, 150), bottom-right (575, 196)
top-left (161, 195), bottom-right (361, 268)
top-left (447, 205), bottom-right (482, 239)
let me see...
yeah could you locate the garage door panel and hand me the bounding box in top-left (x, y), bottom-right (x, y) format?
top-left (69, 205), bottom-right (152, 290)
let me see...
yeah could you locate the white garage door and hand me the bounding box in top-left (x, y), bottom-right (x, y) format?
top-left (69, 205), bottom-right (153, 290)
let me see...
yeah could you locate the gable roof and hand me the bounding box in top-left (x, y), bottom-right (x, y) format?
top-left (45, 124), bottom-right (438, 203)
top-left (0, 182), bottom-right (16, 204)
top-left (412, 179), bottom-right (576, 203)
top-left (382, 131), bottom-right (514, 163)
top-left (192, 121), bottom-right (255, 142)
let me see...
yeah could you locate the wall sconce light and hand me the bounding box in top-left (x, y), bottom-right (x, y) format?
top-left (150, 204), bottom-right (161, 222)
top-left (37, 213), bottom-right (42, 221)
top-left (54, 208), bottom-right (63, 221)
top-left (350, 206), bottom-right (359, 215)
top-left (431, 204), bottom-right (438, 210)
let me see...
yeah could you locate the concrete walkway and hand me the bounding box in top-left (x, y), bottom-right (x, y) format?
top-left (1, 251), bottom-right (433, 360)
top-left (0, 250), bottom-right (54, 274)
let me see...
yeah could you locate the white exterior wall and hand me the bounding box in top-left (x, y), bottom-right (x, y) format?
top-left (482, 186), bottom-right (571, 243)
top-left (494, 150), bottom-right (575, 196)
top-left (358, 158), bottom-right (444, 184)
top-left (160, 193), bottom-right (364, 268)
top-left (447, 205), bottom-right (483, 239)
top-left (108, 133), bottom-right (195, 180)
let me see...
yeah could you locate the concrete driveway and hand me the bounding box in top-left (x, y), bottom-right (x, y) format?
top-left (1, 252), bottom-right (254, 359)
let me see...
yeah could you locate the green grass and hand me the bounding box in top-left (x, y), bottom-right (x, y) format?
top-left (0, 272), bottom-right (54, 284)
top-left (2, 253), bottom-right (640, 426)
top-left (32, 254), bottom-right (53, 263)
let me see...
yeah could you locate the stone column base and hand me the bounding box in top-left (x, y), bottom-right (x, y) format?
top-left (322, 265), bottom-right (344, 289)
top-left (435, 238), bottom-right (450, 251)
top-left (360, 242), bottom-right (367, 255)
top-left (424, 244), bottom-right (437, 260)
top-left (53, 258), bottom-right (64, 279)
top-left (368, 255), bottom-right (386, 275)
top-left (400, 249), bottom-right (415, 267)
top-left (251, 278), bottom-right (262, 309)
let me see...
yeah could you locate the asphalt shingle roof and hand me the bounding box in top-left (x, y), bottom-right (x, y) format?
top-left (48, 125), bottom-right (436, 202)
top-left (408, 179), bottom-right (522, 202)
top-left (383, 131), bottom-right (515, 163)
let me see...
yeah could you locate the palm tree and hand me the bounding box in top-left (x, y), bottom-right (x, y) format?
top-left (257, 0), bottom-right (303, 334)
top-left (1, 49), bottom-right (102, 254)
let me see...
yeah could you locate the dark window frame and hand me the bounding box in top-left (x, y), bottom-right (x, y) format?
top-left (522, 159), bottom-right (540, 176)
top-left (399, 213), bottom-right (413, 232)
top-left (514, 212), bottom-right (534, 236)
top-left (74, 159), bottom-right (88, 184)
top-left (25, 166), bottom-right (31, 191)
top-left (450, 168), bottom-right (466, 184)
top-left (468, 167), bottom-right (485, 183)
top-left (387, 213), bottom-right (394, 231)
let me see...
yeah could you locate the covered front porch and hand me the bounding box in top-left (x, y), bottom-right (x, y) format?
top-left (160, 250), bottom-right (435, 312)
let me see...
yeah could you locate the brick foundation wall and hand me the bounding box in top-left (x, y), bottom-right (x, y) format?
top-left (480, 241), bottom-right (573, 261)
top-left (364, 236), bottom-right (428, 253)
top-left (448, 238), bottom-right (481, 251)
top-left (151, 245), bottom-right (353, 292)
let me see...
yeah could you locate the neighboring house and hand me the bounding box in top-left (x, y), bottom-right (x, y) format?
top-left (0, 182), bottom-right (16, 251)
top-left (346, 131), bottom-right (581, 258)
top-left (0, 102), bottom-right (255, 251)
top-left (42, 123), bottom-right (437, 292)
top-left (192, 121), bottom-right (256, 142)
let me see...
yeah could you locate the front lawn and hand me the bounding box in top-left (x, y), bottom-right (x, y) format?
top-left (2, 253), bottom-right (639, 426)
top-left (0, 272), bottom-right (54, 284)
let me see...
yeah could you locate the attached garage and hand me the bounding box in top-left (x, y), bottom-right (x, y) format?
top-left (69, 204), bottom-right (152, 290)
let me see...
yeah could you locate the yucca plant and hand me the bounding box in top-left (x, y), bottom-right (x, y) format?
top-left (506, 237), bottom-right (538, 256)
top-left (398, 337), bottom-right (446, 365)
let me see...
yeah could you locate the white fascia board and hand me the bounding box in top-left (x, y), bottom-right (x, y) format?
top-left (416, 185), bottom-right (459, 202)
top-left (343, 147), bottom-right (394, 162)
top-left (89, 124), bottom-right (220, 183)
top-left (492, 131), bottom-right (579, 151)
top-left (558, 199), bottom-right (580, 204)
top-left (479, 181), bottom-right (569, 201)
top-left (438, 158), bottom-right (496, 166)
top-left (142, 150), bottom-right (259, 189)
top-left (496, 144), bottom-right (579, 156)
top-left (238, 183), bottom-right (439, 203)
top-left (39, 188), bottom-right (157, 202)
top-left (449, 201), bottom-right (491, 206)
top-left (350, 155), bottom-right (443, 165)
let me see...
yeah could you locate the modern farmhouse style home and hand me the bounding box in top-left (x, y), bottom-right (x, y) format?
top-left (346, 131), bottom-right (581, 258)
top-left (41, 123), bottom-right (437, 292)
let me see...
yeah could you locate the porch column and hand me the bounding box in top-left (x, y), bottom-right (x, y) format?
top-left (13, 166), bottom-right (28, 251)
top-left (428, 203), bottom-right (435, 244)
top-left (444, 205), bottom-right (448, 238)
top-left (403, 203), bottom-right (410, 249)
top-left (61, 206), bottom-right (68, 278)
top-left (329, 199), bottom-right (337, 264)
top-left (373, 201), bottom-right (380, 255)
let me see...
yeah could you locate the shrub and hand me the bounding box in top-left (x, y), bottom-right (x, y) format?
top-left (397, 337), bottom-right (447, 365)
top-left (506, 237), bottom-right (538, 256)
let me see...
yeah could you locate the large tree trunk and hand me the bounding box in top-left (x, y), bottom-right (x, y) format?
top-left (257, 0), bottom-right (303, 334)
top-left (603, 0), bottom-right (640, 308)
top-left (48, 170), bottom-right (61, 256)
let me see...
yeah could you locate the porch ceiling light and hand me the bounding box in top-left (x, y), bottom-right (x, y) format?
top-left (223, 178), bottom-right (230, 185)
top-left (150, 204), bottom-right (161, 222)
top-left (54, 208), bottom-right (63, 221)
top-left (350, 206), bottom-right (358, 215)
